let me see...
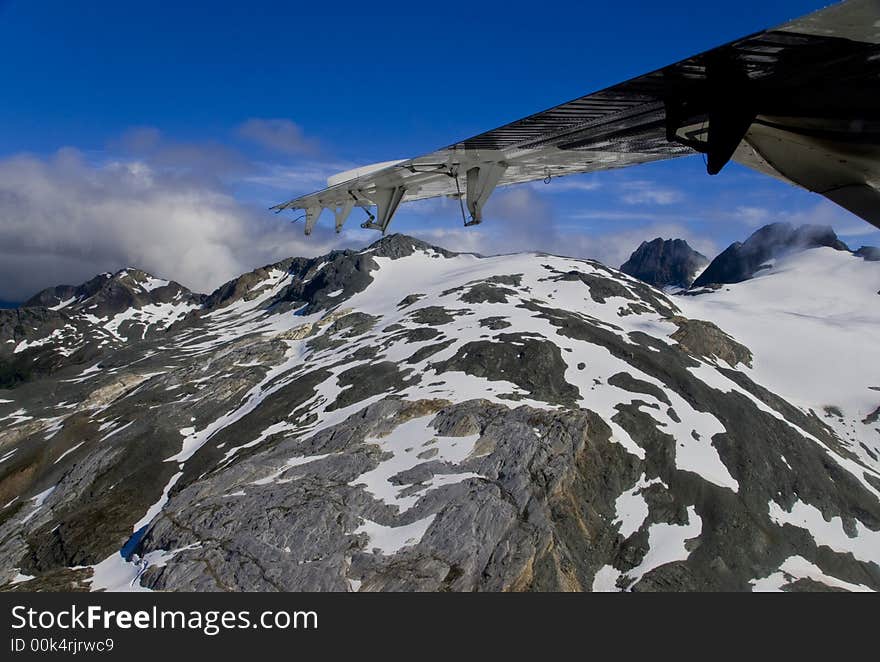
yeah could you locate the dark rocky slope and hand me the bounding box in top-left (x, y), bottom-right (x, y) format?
top-left (620, 238), bottom-right (708, 289)
top-left (693, 223), bottom-right (848, 288)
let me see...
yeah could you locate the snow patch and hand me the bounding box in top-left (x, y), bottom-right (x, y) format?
top-left (355, 515), bottom-right (436, 555)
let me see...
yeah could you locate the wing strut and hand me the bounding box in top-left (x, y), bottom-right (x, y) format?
top-left (465, 163), bottom-right (507, 225)
top-left (304, 206), bottom-right (322, 236)
top-left (362, 186), bottom-right (406, 233)
top-left (666, 54), bottom-right (757, 176)
top-left (332, 199), bottom-right (355, 233)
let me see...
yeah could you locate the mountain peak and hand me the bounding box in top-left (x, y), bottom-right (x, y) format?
top-left (22, 266), bottom-right (194, 312)
top-left (692, 222), bottom-right (849, 288)
top-left (364, 233), bottom-right (461, 260)
top-left (620, 237), bottom-right (708, 289)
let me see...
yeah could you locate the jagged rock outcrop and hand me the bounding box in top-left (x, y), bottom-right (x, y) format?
top-left (621, 238), bottom-right (708, 289)
top-left (693, 223), bottom-right (849, 288)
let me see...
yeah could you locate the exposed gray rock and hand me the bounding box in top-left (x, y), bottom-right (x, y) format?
top-left (669, 316), bottom-right (753, 368)
top-left (432, 334), bottom-right (580, 406)
top-left (621, 238), bottom-right (708, 289)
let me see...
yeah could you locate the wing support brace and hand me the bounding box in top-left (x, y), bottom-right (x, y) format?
top-left (304, 206), bottom-right (322, 236)
top-left (665, 56), bottom-right (757, 176)
top-left (332, 198), bottom-right (355, 233)
top-left (465, 163), bottom-right (507, 225)
top-left (705, 105), bottom-right (757, 176)
top-left (362, 186), bottom-right (406, 233)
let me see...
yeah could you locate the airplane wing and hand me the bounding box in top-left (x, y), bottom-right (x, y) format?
top-left (272, 0), bottom-right (880, 235)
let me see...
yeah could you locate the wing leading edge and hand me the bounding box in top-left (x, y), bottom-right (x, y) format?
top-left (273, 0), bottom-right (880, 235)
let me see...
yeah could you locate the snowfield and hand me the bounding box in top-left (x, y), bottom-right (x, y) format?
top-left (680, 247), bottom-right (880, 469)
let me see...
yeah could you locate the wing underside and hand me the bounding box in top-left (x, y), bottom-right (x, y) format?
top-left (273, 0), bottom-right (880, 234)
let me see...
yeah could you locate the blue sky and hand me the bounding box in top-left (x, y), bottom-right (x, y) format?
top-left (1, 0), bottom-right (878, 300)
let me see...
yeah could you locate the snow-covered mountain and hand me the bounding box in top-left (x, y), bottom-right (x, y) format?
top-left (1, 234), bottom-right (878, 592)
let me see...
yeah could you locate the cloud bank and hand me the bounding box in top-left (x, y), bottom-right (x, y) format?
top-left (0, 147), bottom-right (348, 300)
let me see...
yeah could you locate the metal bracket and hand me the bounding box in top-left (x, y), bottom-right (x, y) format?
top-left (664, 55), bottom-right (757, 175)
top-left (332, 199), bottom-right (354, 234)
top-left (304, 206), bottom-right (322, 236)
top-left (705, 105), bottom-right (757, 175)
top-left (465, 163), bottom-right (506, 225)
top-left (361, 186), bottom-right (406, 233)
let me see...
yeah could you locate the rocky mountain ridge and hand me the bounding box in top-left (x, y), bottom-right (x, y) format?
top-left (619, 223), bottom-right (878, 292)
top-left (0, 233), bottom-right (878, 592)
top-left (691, 222), bottom-right (850, 288)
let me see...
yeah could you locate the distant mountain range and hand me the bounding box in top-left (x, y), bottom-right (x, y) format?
top-left (1, 229), bottom-right (879, 592)
top-left (692, 223), bottom-right (849, 288)
top-left (619, 222), bottom-right (878, 291)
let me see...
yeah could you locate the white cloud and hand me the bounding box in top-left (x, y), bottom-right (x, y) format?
top-left (781, 199), bottom-right (880, 238)
top-left (619, 179), bottom-right (683, 205)
top-left (566, 210), bottom-right (688, 223)
top-left (722, 199), bottom-right (880, 242)
top-left (238, 118), bottom-right (319, 156)
top-left (114, 127), bottom-right (250, 182)
top-left (0, 149), bottom-right (354, 300)
top-left (733, 205), bottom-right (771, 227)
